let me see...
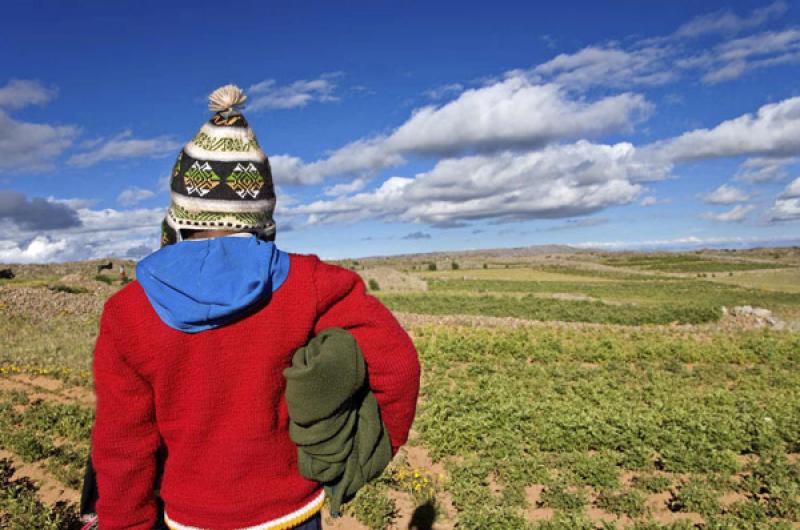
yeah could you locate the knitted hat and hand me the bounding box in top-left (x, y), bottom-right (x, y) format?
top-left (161, 85), bottom-right (275, 246)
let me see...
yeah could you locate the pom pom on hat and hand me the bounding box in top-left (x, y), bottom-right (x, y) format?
top-left (208, 84), bottom-right (247, 113)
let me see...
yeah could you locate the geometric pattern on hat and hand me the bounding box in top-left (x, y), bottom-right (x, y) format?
top-left (227, 162), bottom-right (264, 199)
top-left (183, 161), bottom-right (221, 197)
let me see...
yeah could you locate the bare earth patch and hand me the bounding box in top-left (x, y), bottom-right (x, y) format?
top-left (2, 374), bottom-right (91, 406)
top-left (524, 484), bottom-right (555, 521)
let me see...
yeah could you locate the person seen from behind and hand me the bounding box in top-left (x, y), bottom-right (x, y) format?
top-left (88, 85), bottom-right (421, 530)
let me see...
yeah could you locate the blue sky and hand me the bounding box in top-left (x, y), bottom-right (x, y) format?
top-left (1, 0), bottom-right (800, 262)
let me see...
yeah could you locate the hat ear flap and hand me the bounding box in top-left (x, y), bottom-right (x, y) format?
top-left (160, 218), bottom-right (178, 247)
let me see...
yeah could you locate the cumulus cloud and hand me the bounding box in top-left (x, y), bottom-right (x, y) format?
top-left (700, 204), bottom-right (755, 222)
top-left (735, 156), bottom-right (795, 183)
top-left (0, 191), bottom-right (81, 230)
top-left (698, 28), bottom-right (800, 84)
top-left (649, 96), bottom-right (800, 162)
top-left (0, 235), bottom-right (70, 264)
top-left (1, 202), bottom-right (164, 263)
top-left (0, 79), bottom-right (82, 173)
top-left (67, 130), bottom-right (181, 167)
top-left (532, 46), bottom-right (674, 89)
top-left (0, 79), bottom-right (58, 110)
top-left (387, 78), bottom-right (650, 155)
top-left (0, 110), bottom-right (79, 173)
top-left (701, 184), bottom-right (751, 204)
top-left (247, 73), bottom-right (341, 111)
top-left (530, 3), bottom-right (795, 90)
top-left (117, 186), bottom-right (155, 206)
top-left (323, 177), bottom-right (369, 197)
top-left (780, 176), bottom-right (800, 198)
top-left (274, 75), bottom-right (651, 184)
top-left (288, 141), bottom-right (666, 227)
top-left (768, 176), bottom-right (800, 221)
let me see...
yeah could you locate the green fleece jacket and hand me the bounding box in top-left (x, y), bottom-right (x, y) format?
top-left (283, 327), bottom-right (392, 517)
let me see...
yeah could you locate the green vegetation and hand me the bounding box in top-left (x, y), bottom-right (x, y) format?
top-left (0, 459), bottom-right (81, 529)
top-left (426, 277), bottom-right (800, 308)
top-left (596, 489), bottom-right (647, 518)
top-left (600, 254), bottom-right (786, 273)
top-left (380, 292), bottom-right (722, 324)
top-left (341, 482), bottom-right (397, 530)
top-left (93, 274), bottom-right (113, 284)
top-left (409, 325), bottom-right (800, 528)
top-left (2, 247), bottom-right (799, 527)
top-left (668, 478), bottom-right (721, 516)
top-left (0, 392), bottom-right (93, 488)
top-left (47, 284), bottom-right (89, 295)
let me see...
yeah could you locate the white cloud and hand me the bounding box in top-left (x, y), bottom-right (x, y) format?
top-left (531, 3), bottom-right (795, 90)
top-left (702, 184), bottom-right (751, 204)
top-left (0, 235), bottom-right (69, 264)
top-left (424, 83), bottom-right (464, 100)
top-left (0, 110), bottom-right (79, 173)
top-left (324, 177), bottom-right (369, 197)
top-left (639, 196), bottom-right (670, 206)
top-left (735, 156), bottom-right (795, 183)
top-left (575, 233), bottom-right (797, 250)
top-left (117, 186), bottom-right (155, 206)
top-left (67, 130), bottom-right (180, 167)
top-left (248, 73), bottom-right (341, 111)
top-left (274, 75), bottom-right (651, 184)
top-left (700, 204), bottom-right (755, 222)
top-left (769, 198), bottom-right (800, 221)
top-left (0, 79), bottom-right (58, 110)
top-left (1, 203), bottom-right (164, 263)
top-left (289, 141), bottom-right (666, 227)
top-left (649, 96), bottom-right (800, 162)
top-left (532, 46), bottom-right (674, 89)
top-left (46, 196), bottom-right (98, 209)
top-left (387, 78), bottom-right (650, 155)
top-left (0, 80), bottom-right (81, 173)
top-left (768, 176), bottom-right (800, 221)
top-left (699, 29), bottom-right (800, 84)
top-left (674, 1), bottom-right (788, 38)
top-left (779, 176), bottom-right (800, 198)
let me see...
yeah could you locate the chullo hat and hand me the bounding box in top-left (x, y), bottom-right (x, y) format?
top-left (161, 84), bottom-right (275, 246)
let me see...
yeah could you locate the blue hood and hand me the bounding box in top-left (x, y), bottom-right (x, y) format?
top-left (135, 235), bottom-right (290, 333)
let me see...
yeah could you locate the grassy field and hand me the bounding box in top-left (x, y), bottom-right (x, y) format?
top-left (1, 248), bottom-right (799, 529)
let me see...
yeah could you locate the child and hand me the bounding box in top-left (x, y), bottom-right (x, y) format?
top-left (89, 85), bottom-right (421, 530)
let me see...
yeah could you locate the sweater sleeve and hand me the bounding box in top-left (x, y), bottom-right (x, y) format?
top-left (312, 257), bottom-right (421, 456)
top-left (91, 301), bottom-right (160, 530)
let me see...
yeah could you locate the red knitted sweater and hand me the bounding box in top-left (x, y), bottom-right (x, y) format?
top-left (90, 253), bottom-right (421, 530)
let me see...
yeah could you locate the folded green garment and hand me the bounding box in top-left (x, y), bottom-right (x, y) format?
top-left (283, 327), bottom-right (392, 517)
